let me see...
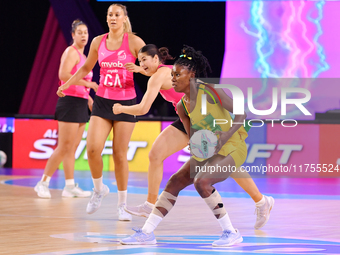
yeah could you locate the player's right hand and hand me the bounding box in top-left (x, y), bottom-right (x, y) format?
top-left (86, 82), bottom-right (98, 92)
top-left (56, 86), bottom-right (66, 97)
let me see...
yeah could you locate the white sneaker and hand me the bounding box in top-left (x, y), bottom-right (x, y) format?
top-left (62, 183), bottom-right (92, 198)
top-left (254, 195), bottom-right (275, 229)
top-left (124, 202), bottom-right (153, 217)
top-left (86, 185), bottom-right (110, 214)
top-left (34, 181), bottom-right (51, 198)
top-left (118, 203), bottom-right (132, 221)
top-left (120, 228), bottom-right (157, 245)
top-left (212, 229), bottom-right (243, 247)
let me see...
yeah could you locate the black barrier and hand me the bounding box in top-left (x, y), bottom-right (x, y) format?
top-left (0, 133), bottom-right (13, 168)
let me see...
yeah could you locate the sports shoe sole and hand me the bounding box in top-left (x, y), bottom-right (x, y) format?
top-left (118, 216), bottom-right (132, 221)
top-left (124, 207), bottom-right (150, 218)
top-left (120, 239), bottom-right (157, 245)
top-left (62, 190), bottom-right (92, 198)
top-left (212, 236), bottom-right (243, 247)
top-left (255, 197), bottom-right (275, 230)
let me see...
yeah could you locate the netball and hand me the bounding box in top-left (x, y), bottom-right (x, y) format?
top-left (190, 129), bottom-right (218, 159)
top-left (0, 150), bottom-right (7, 167)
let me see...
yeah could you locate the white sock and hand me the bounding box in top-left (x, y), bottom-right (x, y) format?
top-left (217, 213), bottom-right (236, 233)
top-left (145, 201), bottom-right (155, 209)
top-left (92, 176), bottom-right (104, 192)
top-left (65, 179), bottom-right (75, 188)
top-left (41, 174), bottom-right (51, 183)
top-left (142, 213), bottom-right (163, 234)
top-left (118, 190), bottom-right (127, 205)
top-left (255, 195), bottom-right (265, 207)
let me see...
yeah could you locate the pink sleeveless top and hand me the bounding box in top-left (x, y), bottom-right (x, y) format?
top-left (60, 46), bottom-right (93, 99)
top-left (158, 64), bottom-right (184, 111)
top-left (97, 33), bottom-right (136, 100)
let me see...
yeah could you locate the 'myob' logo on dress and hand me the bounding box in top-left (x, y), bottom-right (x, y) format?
top-left (101, 61), bottom-right (123, 68)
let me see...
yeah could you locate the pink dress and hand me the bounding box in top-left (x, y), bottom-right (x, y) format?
top-left (97, 33), bottom-right (136, 100)
top-left (158, 64), bottom-right (184, 112)
top-left (60, 46), bottom-right (93, 99)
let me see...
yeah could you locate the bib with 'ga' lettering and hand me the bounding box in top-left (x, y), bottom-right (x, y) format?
top-left (97, 33), bottom-right (136, 100)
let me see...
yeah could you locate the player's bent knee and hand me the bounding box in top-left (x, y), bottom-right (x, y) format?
top-left (148, 148), bottom-right (164, 163)
top-left (166, 174), bottom-right (180, 187)
top-left (194, 178), bottom-right (211, 192)
top-left (166, 173), bottom-right (184, 189)
top-left (166, 173), bottom-right (191, 192)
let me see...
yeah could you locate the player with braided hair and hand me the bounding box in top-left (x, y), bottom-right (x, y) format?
top-left (113, 45), bottom-right (274, 230)
top-left (120, 45), bottom-right (274, 246)
top-left (174, 45), bottom-right (212, 78)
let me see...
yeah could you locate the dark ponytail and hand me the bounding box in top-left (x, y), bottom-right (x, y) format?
top-left (70, 19), bottom-right (87, 45)
top-left (71, 19), bottom-right (86, 34)
top-left (139, 44), bottom-right (174, 64)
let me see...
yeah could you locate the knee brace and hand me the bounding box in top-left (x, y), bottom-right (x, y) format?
top-left (153, 191), bottom-right (177, 218)
top-left (203, 189), bottom-right (226, 219)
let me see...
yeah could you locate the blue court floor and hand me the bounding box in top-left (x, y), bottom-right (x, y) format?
top-left (2, 168), bottom-right (340, 200)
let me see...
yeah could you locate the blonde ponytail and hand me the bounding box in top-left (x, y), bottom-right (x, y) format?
top-left (124, 16), bottom-right (132, 33)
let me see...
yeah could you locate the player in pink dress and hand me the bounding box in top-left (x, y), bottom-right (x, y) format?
top-left (113, 44), bottom-right (274, 230)
top-left (57, 4), bottom-right (145, 221)
top-left (34, 20), bottom-right (98, 199)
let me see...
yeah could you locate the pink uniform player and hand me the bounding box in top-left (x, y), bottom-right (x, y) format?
top-left (57, 4), bottom-right (145, 221)
top-left (61, 45), bottom-right (93, 99)
top-left (35, 20), bottom-right (97, 199)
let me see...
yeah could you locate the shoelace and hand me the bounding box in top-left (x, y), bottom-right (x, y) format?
top-left (132, 227), bottom-right (142, 233)
top-left (73, 185), bottom-right (87, 194)
top-left (40, 184), bottom-right (49, 192)
top-left (39, 182), bottom-right (48, 187)
top-left (131, 227), bottom-right (147, 242)
top-left (139, 204), bottom-right (148, 212)
top-left (254, 207), bottom-right (261, 220)
top-left (255, 206), bottom-right (268, 220)
top-left (221, 230), bottom-right (232, 238)
top-left (118, 205), bottom-right (126, 214)
top-left (66, 184), bottom-right (80, 192)
top-left (90, 190), bottom-right (103, 206)
top-left (73, 183), bottom-right (80, 190)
